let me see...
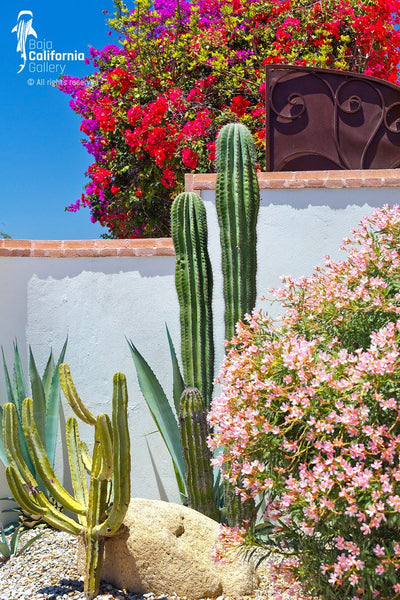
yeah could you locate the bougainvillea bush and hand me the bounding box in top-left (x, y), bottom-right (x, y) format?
top-left (59, 0), bottom-right (400, 237)
top-left (208, 205), bottom-right (400, 600)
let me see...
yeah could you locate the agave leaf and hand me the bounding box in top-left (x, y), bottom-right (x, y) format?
top-left (17, 530), bottom-right (44, 555)
top-left (0, 542), bottom-right (10, 557)
top-left (12, 343), bottom-right (27, 408)
top-left (165, 325), bottom-right (184, 416)
top-left (1, 349), bottom-right (16, 406)
top-left (29, 348), bottom-right (47, 451)
top-left (42, 352), bottom-right (55, 401)
top-left (9, 529), bottom-right (21, 555)
top-left (1, 346), bottom-right (34, 475)
top-left (128, 339), bottom-right (186, 489)
top-left (45, 339), bottom-right (68, 466)
top-left (0, 527), bottom-right (6, 545)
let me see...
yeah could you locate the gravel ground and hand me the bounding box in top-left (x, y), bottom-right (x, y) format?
top-left (0, 528), bottom-right (295, 600)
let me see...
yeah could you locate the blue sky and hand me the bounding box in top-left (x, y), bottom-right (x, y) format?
top-left (0, 1), bottom-right (117, 239)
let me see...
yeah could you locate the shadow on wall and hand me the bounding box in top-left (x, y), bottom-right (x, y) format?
top-left (259, 186), bottom-right (398, 209)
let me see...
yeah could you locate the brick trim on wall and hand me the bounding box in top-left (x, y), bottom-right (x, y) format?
top-left (185, 169), bottom-right (400, 193)
top-left (2, 169), bottom-right (399, 257)
top-left (0, 238), bottom-right (175, 258)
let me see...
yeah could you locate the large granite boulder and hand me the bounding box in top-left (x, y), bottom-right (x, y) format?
top-left (77, 498), bottom-right (259, 599)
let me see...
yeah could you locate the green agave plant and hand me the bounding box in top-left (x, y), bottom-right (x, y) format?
top-left (128, 332), bottom-right (224, 516)
top-left (128, 327), bottom-right (186, 499)
top-left (0, 340), bottom-right (68, 483)
top-left (0, 524), bottom-right (44, 561)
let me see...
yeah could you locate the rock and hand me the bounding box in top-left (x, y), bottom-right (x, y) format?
top-left (77, 498), bottom-right (259, 599)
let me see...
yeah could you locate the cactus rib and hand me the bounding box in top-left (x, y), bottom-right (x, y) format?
top-left (95, 373), bottom-right (130, 537)
top-left (216, 122), bottom-right (260, 341)
top-left (2, 403), bottom-right (36, 484)
top-left (171, 192), bottom-right (214, 408)
top-left (6, 465), bottom-right (83, 535)
top-left (66, 417), bottom-right (89, 511)
top-left (59, 364), bottom-right (96, 425)
top-left (179, 388), bottom-right (219, 521)
top-left (5, 465), bottom-right (44, 519)
top-left (95, 415), bottom-right (113, 480)
top-left (22, 398), bottom-right (86, 515)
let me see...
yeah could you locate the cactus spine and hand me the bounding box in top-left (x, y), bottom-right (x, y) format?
top-left (3, 364), bottom-right (130, 600)
top-left (179, 387), bottom-right (218, 521)
top-left (216, 122), bottom-right (260, 341)
top-left (171, 192), bottom-right (214, 409)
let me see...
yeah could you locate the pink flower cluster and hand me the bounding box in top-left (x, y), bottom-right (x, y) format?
top-left (208, 205), bottom-right (400, 599)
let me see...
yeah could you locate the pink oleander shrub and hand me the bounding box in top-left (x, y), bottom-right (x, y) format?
top-left (208, 205), bottom-right (400, 600)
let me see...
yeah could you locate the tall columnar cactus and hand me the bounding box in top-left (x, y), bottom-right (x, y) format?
top-left (171, 192), bottom-right (214, 409)
top-left (179, 387), bottom-right (218, 521)
top-left (216, 122), bottom-right (260, 341)
top-left (2, 363), bottom-right (130, 600)
top-left (215, 123), bottom-right (260, 527)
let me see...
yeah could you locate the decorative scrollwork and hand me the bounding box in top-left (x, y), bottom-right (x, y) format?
top-left (384, 103), bottom-right (400, 134)
top-left (265, 65), bottom-right (400, 171)
top-left (270, 91), bottom-right (306, 121)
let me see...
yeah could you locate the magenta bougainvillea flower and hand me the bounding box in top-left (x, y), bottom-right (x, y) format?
top-left (59, 1), bottom-right (400, 238)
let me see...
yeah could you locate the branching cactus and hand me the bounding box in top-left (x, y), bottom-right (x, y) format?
top-left (179, 387), bottom-right (218, 521)
top-left (2, 363), bottom-right (130, 600)
top-left (216, 122), bottom-right (260, 341)
top-left (171, 191), bottom-right (214, 409)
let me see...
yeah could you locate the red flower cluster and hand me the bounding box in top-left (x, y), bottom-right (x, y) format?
top-left (88, 165), bottom-right (112, 188)
top-left (92, 98), bottom-right (116, 133)
top-left (181, 147), bottom-right (198, 169)
top-left (59, 0), bottom-right (400, 238)
top-left (230, 96), bottom-right (251, 118)
top-left (106, 67), bottom-right (135, 94)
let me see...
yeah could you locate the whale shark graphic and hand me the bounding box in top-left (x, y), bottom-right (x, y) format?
top-left (12, 10), bottom-right (37, 73)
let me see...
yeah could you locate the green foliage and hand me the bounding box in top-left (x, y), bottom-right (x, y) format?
top-left (3, 363), bottom-right (131, 599)
top-left (0, 525), bottom-right (44, 561)
top-left (0, 340), bottom-right (68, 482)
top-left (127, 333), bottom-right (186, 498)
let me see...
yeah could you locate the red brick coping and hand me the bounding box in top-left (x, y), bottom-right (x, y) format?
top-left (185, 168), bottom-right (400, 193)
top-left (0, 238), bottom-right (174, 258)
top-left (2, 169), bottom-right (399, 258)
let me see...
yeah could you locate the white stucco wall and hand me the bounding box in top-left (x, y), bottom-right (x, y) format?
top-left (0, 180), bottom-right (398, 524)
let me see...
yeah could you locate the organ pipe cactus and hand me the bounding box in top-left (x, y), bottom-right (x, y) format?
top-left (179, 387), bottom-right (218, 521)
top-left (130, 123), bottom-right (260, 526)
top-left (216, 122), bottom-right (260, 341)
top-left (2, 363), bottom-right (130, 600)
top-left (171, 191), bottom-right (214, 409)
top-left (215, 123), bottom-right (260, 526)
